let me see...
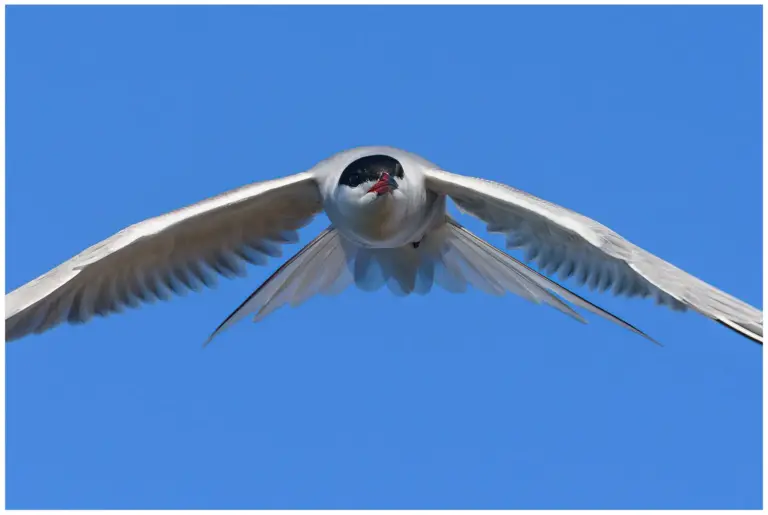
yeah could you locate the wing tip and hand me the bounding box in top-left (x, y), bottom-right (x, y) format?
top-left (715, 319), bottom-right (763, 345)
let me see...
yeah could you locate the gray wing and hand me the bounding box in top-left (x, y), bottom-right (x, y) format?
top-left (424, 168), bottom-right (762, 344)
top-left (6, 172), bottom-right (323, 342)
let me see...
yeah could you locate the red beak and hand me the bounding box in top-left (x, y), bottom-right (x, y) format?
top-left (367, 172), bottom-right (398, 196)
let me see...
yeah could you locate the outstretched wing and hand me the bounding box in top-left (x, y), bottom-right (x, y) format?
top-left (6, 172), bottom-right (323, 342)
top-left (424, 168), bottom-right (762, 344)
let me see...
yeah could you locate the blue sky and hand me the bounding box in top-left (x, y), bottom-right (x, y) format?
top-left (6, 5), bottom-right (762, 509)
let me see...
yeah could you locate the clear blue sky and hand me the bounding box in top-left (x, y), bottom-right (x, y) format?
top-left (6, 5), bottom-right (762, 510)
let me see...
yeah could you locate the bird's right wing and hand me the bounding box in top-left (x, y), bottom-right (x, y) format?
top-left (6, 172), bottom-right (324, 342)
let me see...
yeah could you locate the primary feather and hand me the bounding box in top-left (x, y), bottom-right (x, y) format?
top-left (424, 168), bottom-right (762, 344)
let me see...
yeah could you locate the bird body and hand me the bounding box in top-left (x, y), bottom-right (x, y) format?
top-left (5, 146), bottom-right (763, 345)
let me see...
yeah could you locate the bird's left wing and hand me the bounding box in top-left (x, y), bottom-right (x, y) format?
top-left (6, 172), bottom-right (323, 342)
top-left (424, 168), bottom-right (762, 344)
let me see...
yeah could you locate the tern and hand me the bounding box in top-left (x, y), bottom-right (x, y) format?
top-left (5, 146), bottom-right (762, 345)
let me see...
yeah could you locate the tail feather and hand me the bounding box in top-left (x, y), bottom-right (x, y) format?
top-left (205, 227), bottom-right (346, 344)
top-left (446, 220), bottom-right (659, 344)
top-left (438, 221), bottom-right (588, 324)
top-left (206, 220), bottom-right (657, 345)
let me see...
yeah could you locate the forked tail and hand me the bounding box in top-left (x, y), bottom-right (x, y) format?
top-left (206, 219), bottom-right (656, 344)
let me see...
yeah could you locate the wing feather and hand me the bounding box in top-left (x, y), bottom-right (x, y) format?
top-left (6, 172), bottom-right (323, 341)
top-left (425, 168), bottom-right (762, 344)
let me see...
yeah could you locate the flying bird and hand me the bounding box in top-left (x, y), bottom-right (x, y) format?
top-left (5, 146), bottom-right (762, 345)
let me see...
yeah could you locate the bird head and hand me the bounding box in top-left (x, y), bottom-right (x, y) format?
top-left (336, 154), bottom-right (402, 205)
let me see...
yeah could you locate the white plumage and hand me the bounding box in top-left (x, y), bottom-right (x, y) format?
top-left (6, 146), bottom-right (762, 345)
